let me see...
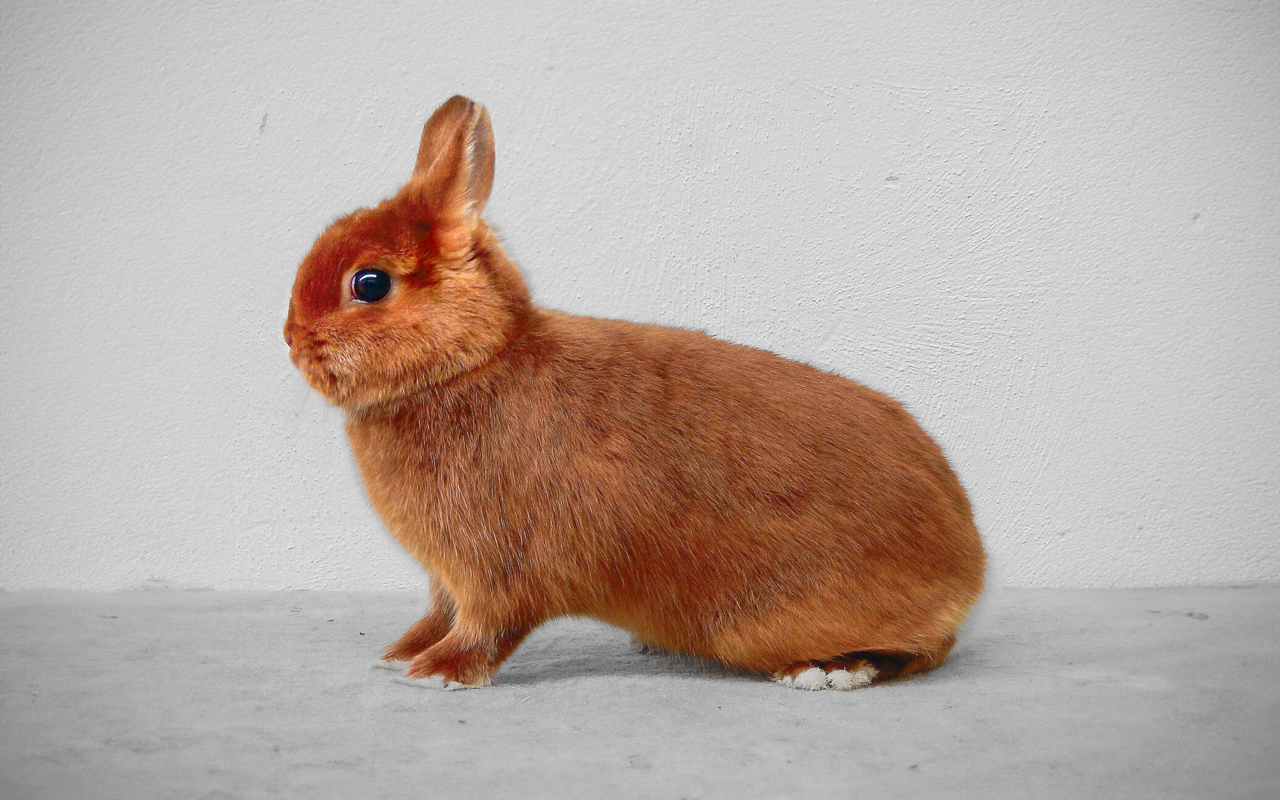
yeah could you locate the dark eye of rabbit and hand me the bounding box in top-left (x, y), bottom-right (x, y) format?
top-left (351, 269), bottom-right (391, 303)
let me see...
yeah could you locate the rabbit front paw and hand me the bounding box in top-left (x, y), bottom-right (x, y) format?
top-left (401, 624), bottom-right (532, 687)
top-left (405, 646), bottom-right (496, 687)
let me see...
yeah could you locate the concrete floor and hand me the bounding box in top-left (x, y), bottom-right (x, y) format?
top-left (2, 585), bottom-right (1277, 799)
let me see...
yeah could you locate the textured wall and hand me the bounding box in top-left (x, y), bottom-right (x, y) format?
top-left (2, 0), bottom-right (1277, 590)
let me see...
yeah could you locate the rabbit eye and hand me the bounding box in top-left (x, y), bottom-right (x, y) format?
top-left (351, 269), bottom-right (391, 303)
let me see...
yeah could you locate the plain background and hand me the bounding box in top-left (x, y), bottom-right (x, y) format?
top-left (1, 0), bottom-right (1277, 591)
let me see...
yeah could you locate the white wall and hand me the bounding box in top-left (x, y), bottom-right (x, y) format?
top-left (2, 0), bottom-right (1277, 590)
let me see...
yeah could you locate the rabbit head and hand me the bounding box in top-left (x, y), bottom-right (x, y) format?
top-left (284, 96), bottom-right (529, 410)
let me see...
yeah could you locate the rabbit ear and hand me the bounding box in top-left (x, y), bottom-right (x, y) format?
top-left (408, 96), bottom-right (495, 225)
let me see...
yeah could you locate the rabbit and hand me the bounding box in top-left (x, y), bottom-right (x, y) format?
top-left (284, 95), bottom-right (986, 691)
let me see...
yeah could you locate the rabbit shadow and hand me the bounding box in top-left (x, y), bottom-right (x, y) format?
top-left (497, 618), bottom-right (759, 688)
top-left (376, 617), bottom-right (974, 690)
top-left (375, 617), bottom-right (761, 689)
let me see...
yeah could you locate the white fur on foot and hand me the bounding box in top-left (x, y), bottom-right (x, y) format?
top-left (789, 666), bottom-right (831, 691)
top-left (771, 667), bottom-right (829, 690)
top-left (826, 663), bottom-right (877, 691)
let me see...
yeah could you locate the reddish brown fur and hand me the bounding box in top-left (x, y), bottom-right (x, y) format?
top-left (285, 96), bottom-right (986, 688)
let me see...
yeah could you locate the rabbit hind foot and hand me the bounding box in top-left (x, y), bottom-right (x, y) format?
top-left (771, 657), bottom-right (879, 692)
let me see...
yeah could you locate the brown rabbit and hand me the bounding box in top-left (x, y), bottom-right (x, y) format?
top-left (285, 96), bottom-right (985, 690)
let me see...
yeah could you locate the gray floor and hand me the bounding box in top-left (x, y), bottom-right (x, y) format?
top-left (2, 585), bottom-right (1278, 799)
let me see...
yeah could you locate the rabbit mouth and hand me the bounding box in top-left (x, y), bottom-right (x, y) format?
top-left (290, 347), bottom-right (343, 400)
